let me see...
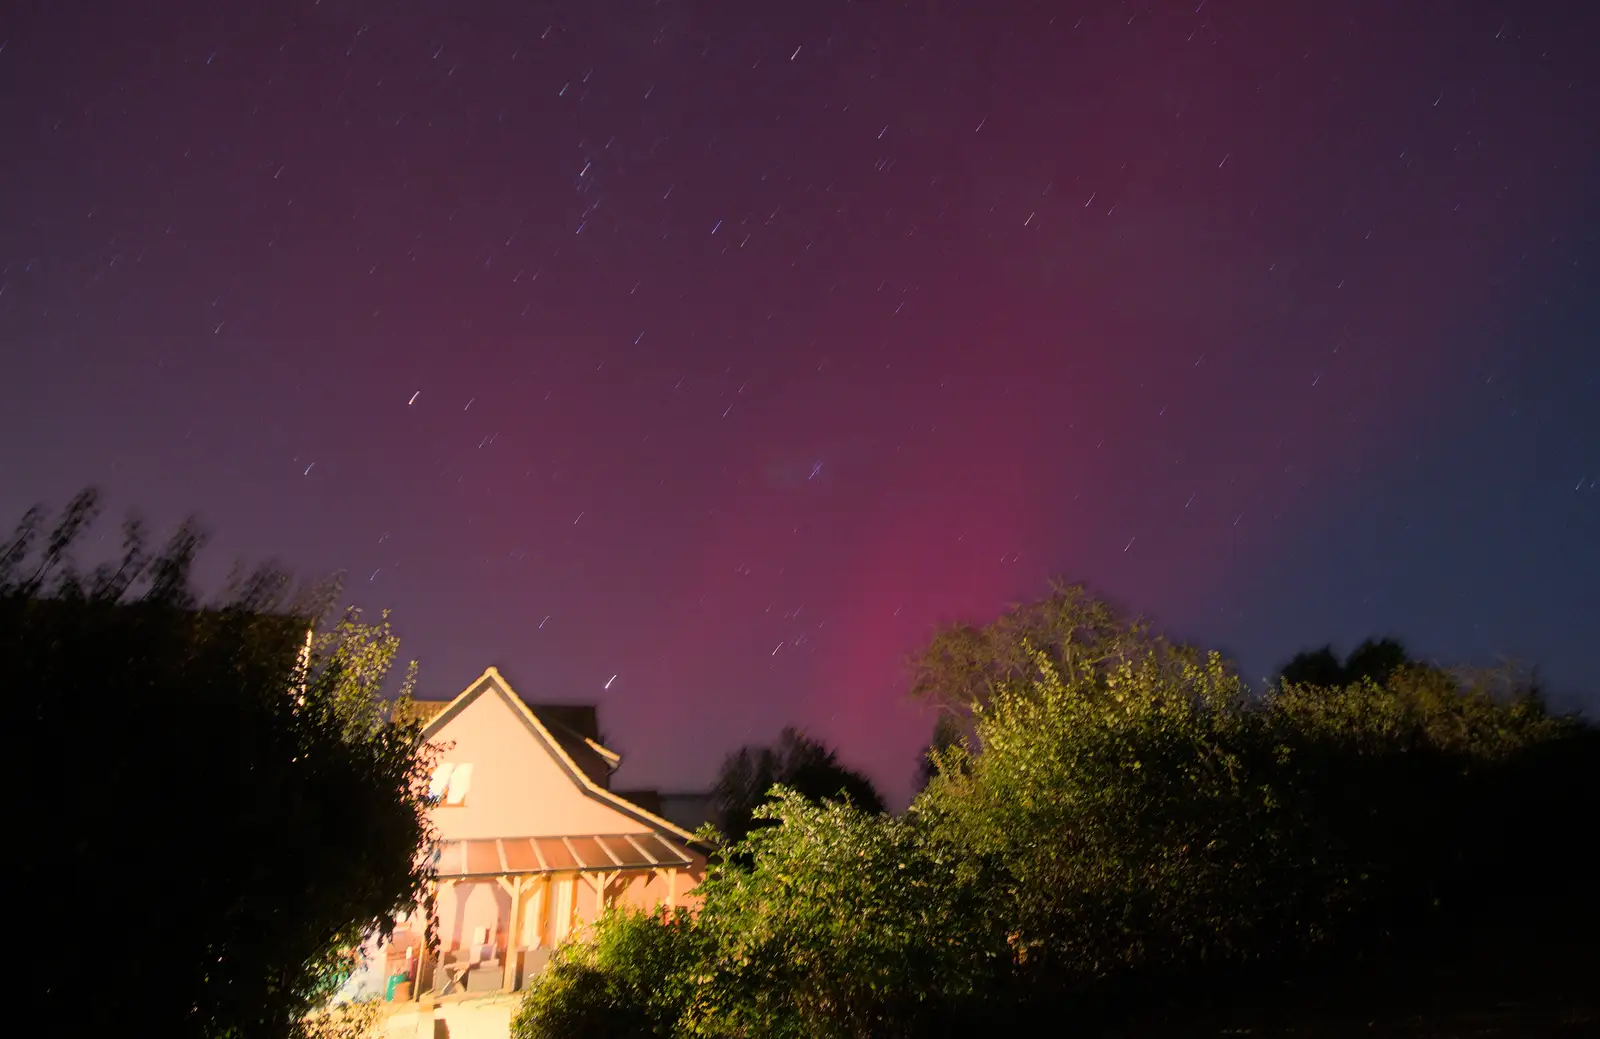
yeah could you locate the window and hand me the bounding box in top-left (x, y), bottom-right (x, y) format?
top-left (428, 762), bottom-right (475, 806)
top-left (444, 763), bottom-right (474, 805)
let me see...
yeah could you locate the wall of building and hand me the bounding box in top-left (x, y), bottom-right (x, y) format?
top-left (428, 687), bottom-right (657, 840)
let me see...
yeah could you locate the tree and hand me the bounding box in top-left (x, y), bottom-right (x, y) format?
top-left (908, 580), bottom-right (1204, 714)
top-left (711, 727), bottom-right (884, 844)
top-left (1260, 659), bottom-right (1582, 941)
top-left (920, 643), bottom-right (1288, 983)
top-left (920, 591), bottom-right (1592, 990)
top-left (515, 583), bottom-right (1600, 1035)
top-left (911, 713), bottom-right (966, 796)
top-left (1280, 636), bottom-right (1410, 688)
top-left (7, 489), bottom-right (435, 1039)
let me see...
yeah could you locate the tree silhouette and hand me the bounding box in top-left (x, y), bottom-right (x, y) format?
top-left (712, 727), bottom-right (884, 844)
top-left (7, 489), bottom-right (434, 1039)
top-left (912, 713), bottom-right (967, 796)
top-left (1281, 636), bottom-right (1411, 687)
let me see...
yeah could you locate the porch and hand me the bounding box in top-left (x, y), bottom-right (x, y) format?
top-left (386, 832), bottom-right (696, 1000)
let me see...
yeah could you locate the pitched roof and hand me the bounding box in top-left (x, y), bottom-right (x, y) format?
top-left (528, 704), bottom-right (601, 743)
top-left (528, 704), bottom-right (621, 787)
top-left (420, 667), bottom-right (699, 845)
top-left (614, 789), bottom-right (662, 815)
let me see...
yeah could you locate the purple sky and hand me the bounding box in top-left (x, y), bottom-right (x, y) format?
top-left (3, 0), bottom-right (1597, 804)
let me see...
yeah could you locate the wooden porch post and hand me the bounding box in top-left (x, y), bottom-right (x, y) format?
top-left (502, 876), bottom-right (526, 992)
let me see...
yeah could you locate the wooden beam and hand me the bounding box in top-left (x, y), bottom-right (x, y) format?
top-left (607, 871), bottom-right (622, 912)
top-left (583, 870), bottom-right (618, 915)
top-left (666, 868), bottom-right (677, 910)
top-left (503, 876), bottom-right (525, 992)
top-left (595, 836), bottom-right (625, 867)
top-left (622, 833), bottom-right (657, 864)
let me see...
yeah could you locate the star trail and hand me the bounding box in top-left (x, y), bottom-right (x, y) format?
top-left (2, 0), bottom-right (1597, 802)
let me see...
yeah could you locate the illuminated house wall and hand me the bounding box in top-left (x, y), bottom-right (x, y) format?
top-left (415, 667), bottom-right (705, 976)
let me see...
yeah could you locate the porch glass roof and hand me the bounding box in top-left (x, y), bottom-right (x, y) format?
top-left (430, 834), bottom-right (695, 879)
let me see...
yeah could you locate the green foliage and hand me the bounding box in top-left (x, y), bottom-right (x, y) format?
top-left (514, 584), bottom-right (1597, 1036)
top-left (6, 489), bottom-right (435, 1039)
top-left (921, 645), bottom-right (1288, 978)
top-left (685, 792), bottom-right (1007, 1038)
top-left (922, 618), bottom-right (1586, 988)
top-left (513, 908), bottom-right (712, 1039)
top-left (1258, 662), bottom-right (1578, 940)
top-left (712, 726), bottom-right (884, 845)
top-left (516, 795), bottom-right (1006, 1039)
top-left (300, 999), bottom-right (380, 1039)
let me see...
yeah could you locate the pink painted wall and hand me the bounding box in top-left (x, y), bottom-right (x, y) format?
top-left (427, 685), bottom-right (658, 840)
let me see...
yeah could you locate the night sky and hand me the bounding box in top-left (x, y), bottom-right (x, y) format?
top-left (4, 0), bottom-right (1597, 804)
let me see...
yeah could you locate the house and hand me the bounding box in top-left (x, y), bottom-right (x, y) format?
top-left (385, 666), bottom-right (707, 997)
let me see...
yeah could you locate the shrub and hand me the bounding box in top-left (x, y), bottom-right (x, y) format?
top-left (920, 642), bottom-right (1587, 988)
top-left (921, 647), bottom-right (1290, 980)
top-left (685, 792), bottom-right (1008, 1038)
top-left (513, 907), bottom-right (710, 1039)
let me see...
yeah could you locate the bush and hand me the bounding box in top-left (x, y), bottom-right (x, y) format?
top-left (921, 647), bottom-right (1293, 981)
top-left (515, 793), bottom-right (1007, 1039)
top-left (1259, 664), bottom-right (1582, 941)
top-left (685, 793), bottom-right (1008, 1038)
top-left (920, 642), bottom-right (1587, 989)
top-left (513, 908), bottom-right (710, 1039)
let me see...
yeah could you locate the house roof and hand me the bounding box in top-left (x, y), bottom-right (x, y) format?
top-left (420, 667), bottom-right (700, 845)
top-left (614, 789), bottom-right (662, 815)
